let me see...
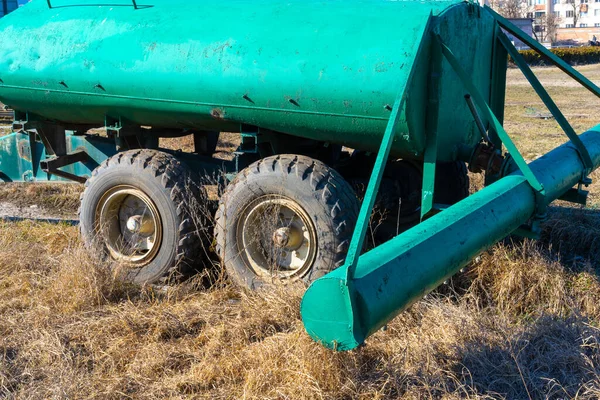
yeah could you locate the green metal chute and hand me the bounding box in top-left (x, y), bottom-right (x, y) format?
top-left (301, 127), bottom-right (600, 350)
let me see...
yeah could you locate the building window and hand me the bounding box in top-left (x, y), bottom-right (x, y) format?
top-left (535, 11), bottom-right (545, 17)
top-left (566, 10), bottom-right (574, 17)
top-left (581, 23), bottom-right (588, 27)
top-left (595, 9), bottom-right (600, 15)
top-left (554, 10), bottom-right (560, 16)
top-left (582, 0), bottom-right (589, 3)
top-left (535, 0), bottom-right (545, 4)
top-left (595, 23), bottom-right (600, 26)
top-left (581, 11), bottom-right (588, 16)
top-left (566, 23), bottom-right (575, 27)
top-left (553, 0), bottom-right (559, 3)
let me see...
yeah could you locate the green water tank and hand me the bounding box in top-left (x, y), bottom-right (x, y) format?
top-left (0, 0), bottom-right (500, 161)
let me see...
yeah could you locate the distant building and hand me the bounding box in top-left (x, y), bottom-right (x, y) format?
top-left (475, 0), bottom-right (600, 45)
top-left (1, 1), bottom-right (19, 17)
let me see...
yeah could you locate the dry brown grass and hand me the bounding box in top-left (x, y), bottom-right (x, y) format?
top-left (1, 220), bottom-right (600, 399)
top-left (2, 66), bottom-right (600, 398)
top-left (0, 183), bottom-right (82, 217)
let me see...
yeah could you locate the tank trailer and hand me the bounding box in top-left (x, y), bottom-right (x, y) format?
top-left (1, 0), bottom-right (600, 350)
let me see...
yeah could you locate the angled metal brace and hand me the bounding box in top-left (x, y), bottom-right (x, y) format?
top-left (434, 34), bottom-right (545, 198)
top-left (343, 82), bottom-right (407, 281)
top-left (485, 6), bottom-right (600, 99)
top-left (344, 15), bottom-right (433, 282)
top-left (495, 31), bottom-right (594, 173)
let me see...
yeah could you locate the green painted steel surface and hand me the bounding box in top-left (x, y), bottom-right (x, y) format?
top-left (301, 127), bottom-right (600, 351)
top-left (0, 132), bottom-right (116, 182)
top-left (0, 0), bottom-right (495, 161)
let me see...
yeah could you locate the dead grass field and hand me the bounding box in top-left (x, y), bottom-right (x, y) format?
top-left (2, 66), bottom-right (600, 399)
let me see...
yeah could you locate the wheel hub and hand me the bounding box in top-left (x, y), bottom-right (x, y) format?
top-left (272, 226), bottom-right (303, 249)
top-left (96, 186), bottom-right (163, 266)
top-left (238, 195), bottom-right (317, 279)
top-left (126, 215), bottom-right (155, 236)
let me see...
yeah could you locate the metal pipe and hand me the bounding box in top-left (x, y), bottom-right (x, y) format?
top-left (301, 126), bottom-right (600, 351)
top-left (464, 94), bottom-right (491, 143)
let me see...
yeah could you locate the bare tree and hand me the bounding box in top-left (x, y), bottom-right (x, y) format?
top-left (534, 13), bottom-right (561, 42)
top-left (497, 0), bottom-right (528, 18)
top-left (544, 13), bottom-right (561, 42)
top-left (564, 0), bottom-right (583, 27)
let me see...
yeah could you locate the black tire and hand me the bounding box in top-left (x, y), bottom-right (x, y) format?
top-left (434, 161), bottom-right (470, 205)
top-left (215, 154), bottom-right (359, 289)
top-left (79, 150), bottom-right (204, 284)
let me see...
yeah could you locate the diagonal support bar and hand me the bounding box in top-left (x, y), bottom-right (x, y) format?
top-left (343, 88), bottom-right (407, 281)
top-left (495, 31), bottom-right (594, 173)
top-left (485, 6), bottom-right (600, 99)
top-left (434, 35), bottom-right (545, 195)
top-left (344, 15), bottom-right (433, 281)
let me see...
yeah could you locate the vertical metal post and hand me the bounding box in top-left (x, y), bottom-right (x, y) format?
top-left (488, 23), bottom-right (508, 150)
top-left (132, 0), bottom-right (138, 9)
top-left (2, 0), bottom-right (9, 15)
top-left (420, 36), bottom-right (442, 219)
top-left (46, 0), bottom-right (52, 8)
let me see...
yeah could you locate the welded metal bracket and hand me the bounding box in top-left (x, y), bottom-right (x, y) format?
top-left (105, 115), bottom-right (123, 138)
top-left (40, 150), bottom-right (89, 184)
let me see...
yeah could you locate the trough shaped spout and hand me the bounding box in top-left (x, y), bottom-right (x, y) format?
top-left (301, 127), bottom-right (600, 351)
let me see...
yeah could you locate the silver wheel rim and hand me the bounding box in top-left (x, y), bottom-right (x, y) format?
top-left (236, 195), bottom-right (318, 279)
top-left (96, 185), bottom-right (163, 266)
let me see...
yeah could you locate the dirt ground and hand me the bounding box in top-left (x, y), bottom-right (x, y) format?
top-left (1, 66), bottom-right (600, 399)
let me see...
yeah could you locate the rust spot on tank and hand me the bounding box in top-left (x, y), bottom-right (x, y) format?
top-left (211, 108), bottom-right (225, 120)
top-left (375, 62), bottom-right (387, 73)
top-left (18, 139), bottom-right (31, 162)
